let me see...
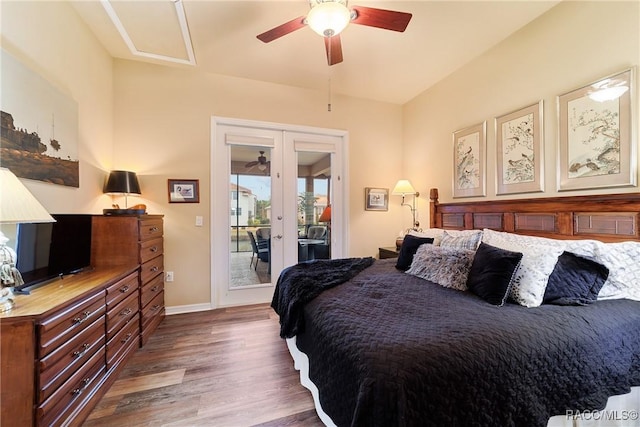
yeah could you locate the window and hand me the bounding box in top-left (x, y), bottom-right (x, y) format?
top-left (230, 207), bottom-right (243, 216)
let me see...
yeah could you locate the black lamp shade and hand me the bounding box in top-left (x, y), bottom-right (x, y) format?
top-left (104, 170), bottom-right (141, 194)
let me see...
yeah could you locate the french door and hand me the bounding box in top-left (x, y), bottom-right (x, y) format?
top-left (211, 117), bottom-right (347, 308)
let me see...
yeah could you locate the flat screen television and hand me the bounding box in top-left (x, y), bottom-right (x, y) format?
top-left (15, 214), bottom-right (93, 292)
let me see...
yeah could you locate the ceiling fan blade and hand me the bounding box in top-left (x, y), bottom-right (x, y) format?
top-left (350, 6), bottom-right (412, 32)
top-left (324, 35), bottom-right (343, 66)
top-left (257, 16), bottom-right (307, 43)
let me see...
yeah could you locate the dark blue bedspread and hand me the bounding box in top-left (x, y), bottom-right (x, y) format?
top-left (290, 259), bottom-right (640, 427)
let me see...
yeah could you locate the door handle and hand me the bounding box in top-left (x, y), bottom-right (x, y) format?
top-left (273, 234), bottom-right (283, 240)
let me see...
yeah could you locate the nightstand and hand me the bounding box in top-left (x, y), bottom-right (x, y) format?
top-left (379, 247), bottom-right (400, 259)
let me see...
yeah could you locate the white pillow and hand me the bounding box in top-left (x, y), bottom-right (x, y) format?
top-left (594, 241), bottom-right (640, 301)
top-left (439, 230), bottom-right (482, 250)
top-left (408, 228), bottom-right (445, 245)
top-left (482, 229), bottom-right (563, 307)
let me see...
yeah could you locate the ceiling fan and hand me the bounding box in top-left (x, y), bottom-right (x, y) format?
top-left (245, 151), bottom-right (270, 172)
top-left (257, 0), bottom-right (412, 66)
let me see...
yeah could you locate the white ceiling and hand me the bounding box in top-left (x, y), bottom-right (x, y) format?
top-left (71, 0), bottom-right (560, 105)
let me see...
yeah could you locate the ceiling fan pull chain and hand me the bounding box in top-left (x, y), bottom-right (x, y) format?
top-left (328, 77), bottom-right (332, 112)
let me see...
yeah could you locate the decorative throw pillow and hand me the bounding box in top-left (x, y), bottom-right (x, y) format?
top-left (439, 230), bottom-right (482, 250)
top-left (481, 232), bottom-right (563, 307)
top-left (543, 251), bottom-right (609, 305)
top-left (406, 244), bottom-right (475, 291)
top-left (593, 241), bottom-right (640, 301)
top-left (466, 242), bottom-right (523, 306)
top-left (408, 228), bottom-right (445, 245)
top-left (395, 234), bottom-right (434, 271)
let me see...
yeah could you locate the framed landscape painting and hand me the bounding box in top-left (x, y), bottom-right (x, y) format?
top-left (495, 101), bottom-right (544, 195)
top-left (557, 68), bottom-right (636, 191)
top-left (453, 122), bottom-right (486, 198)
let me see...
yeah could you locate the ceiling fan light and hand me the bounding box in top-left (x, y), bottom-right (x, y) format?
top-left (307, 3), bottom-right (351, 37)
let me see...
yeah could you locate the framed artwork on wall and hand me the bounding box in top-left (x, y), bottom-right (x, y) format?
top-left (1, 49), bottom-right (79, 187)
top-left (365, 187), bottom-right (389, 211)
top-left (453, 122), bottom-right (486, 198)
top-left (168, 179), bottom-right (200, 203)
top-left (557, 68), bottom-right (636, 191)
top-left (495, 101), bottom-right (544, 195)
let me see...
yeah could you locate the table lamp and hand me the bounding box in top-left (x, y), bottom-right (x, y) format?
top-left (103, 170), bottom-right (144, 214)
top-left (0, 167), bottom-right (55, 312)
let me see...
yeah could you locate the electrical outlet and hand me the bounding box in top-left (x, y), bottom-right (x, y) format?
top-left (165, 271), bottom-right (174, 282)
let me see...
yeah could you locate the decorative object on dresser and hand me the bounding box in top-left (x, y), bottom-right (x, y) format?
top-left (391, 179), bottom-right (420, 230)
top-left (452, 121), bottom-right (486, 198)
top-left (0, 167), bottom-right (55, 312)
top-left (91, 214), bottom-right (165, 346)
top-left (103, 170), bottom-right (144, 214)
top-left (557, 68), bottom-right (635, 191)
top-left (168, 179), bottom-right (200, 203)
top-left (364, 188), bottom-right (388, 211)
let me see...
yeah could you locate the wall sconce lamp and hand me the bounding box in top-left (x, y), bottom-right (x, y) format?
top-left (0, 167), bottom-right (55, 312)
top-left (392, 179), bottom-right (420, 230)
top-left (104, 170), bottom-right (141, 212)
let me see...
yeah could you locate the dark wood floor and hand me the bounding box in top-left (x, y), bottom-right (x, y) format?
top-left (84, 304), bottom-right (325, 427)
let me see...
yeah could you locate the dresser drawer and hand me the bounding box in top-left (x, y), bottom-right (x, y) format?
top-left (140, 255), bottom-right (163, 285)
top-left (38, 316), bottom-right (105, 403)
top-left (140, 237), bottom-right (163, 264)
top-left (37, 348), bottom-right (105, 427)
top-left (107, 314), bottom-right (140, 368)
top-left (105, 271), bottom-right (139, 310)
top-left (141, 274), bottom-right (164, 309)
top-left (139, 218), bottom-right (163, 241)
top-left (38, 291), bottom-right (106, 358)
top-left (141, 290), bottom-right (164, 329)
top-left (106, 291), bottom-right (139, 341)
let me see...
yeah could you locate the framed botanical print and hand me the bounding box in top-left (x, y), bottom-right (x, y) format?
top-left (365, 187), bottom-right (389, 211)
top-left (557, 68), bottom-right (636, 191)
top-left (453, 122), bottom-right (486, 198)
top-left (168, 179), bottom-right (200, 203)
top-left (495, 101), bottom-right (544, 195)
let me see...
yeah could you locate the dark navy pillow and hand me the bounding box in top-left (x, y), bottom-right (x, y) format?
top-left (466, 242), bottom-right (523, 306)
top-left (543, 251), bottom-right (609, 306)
top-left (395, 235), bottom-right (434, 271)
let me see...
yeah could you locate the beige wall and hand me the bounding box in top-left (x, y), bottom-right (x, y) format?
top-left (403, 1), bottom-right (640, 225)
top-left (111, 60), bottom-right (404, 307)
top-left (1, 1), bottom-right (114, 213)
top-left (3, 1), bottom-right (638, 310)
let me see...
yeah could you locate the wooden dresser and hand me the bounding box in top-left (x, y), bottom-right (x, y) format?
top-left (0, 266), bottom-right (138, 427)
top-left (91, 214), bottom-right (165, 346)
top-left (0, 214), bottom-right (165, 426)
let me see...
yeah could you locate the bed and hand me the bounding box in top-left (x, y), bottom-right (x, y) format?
top-left (272, 189), bottom-right (640, 427)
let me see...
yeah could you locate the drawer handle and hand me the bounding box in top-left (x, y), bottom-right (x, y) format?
top-left (119, 285), bottom-right (130, 293)
top-left (72, 343), bottom-right (90, 359)
top-left (150, 246), bottom-right (159, 253)
top-left (72, 378), bottom-right (91, 396)
top-left (72, 311), bottom-right (91, 325)
top-left (120, 307), bottom-right (133, 317)
top-left (150, 286), bottom-right (160, 292)
top-left (149, 226), bottom-right (159, 232)
top-left (150, 266), bottom-right (159, 272)
top-left (151, 304), bottom-right (161, 313)
top-left (121, 332), bottom-right (133, 345)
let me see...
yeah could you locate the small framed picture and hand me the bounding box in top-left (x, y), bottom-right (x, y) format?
top-left (365, 187), bottom-right (389, 211)
top-left (453, 122), bottom-right (486, 198)
top-left (495, 101), bottom-right (544, 195)
top-left (168, 179), bottom-right (200, 203)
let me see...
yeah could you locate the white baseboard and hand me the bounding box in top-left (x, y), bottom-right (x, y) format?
top-left (165, 303), bottom-right (213, 315)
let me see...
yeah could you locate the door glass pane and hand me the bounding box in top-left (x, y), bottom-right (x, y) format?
top-left (297, 152), bottom-right (331, 263)
top-left (230, 146), bottom-right (271, 287)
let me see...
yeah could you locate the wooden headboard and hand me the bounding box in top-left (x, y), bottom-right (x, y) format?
top-left (429, 188), bottom-right (640, 243)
